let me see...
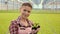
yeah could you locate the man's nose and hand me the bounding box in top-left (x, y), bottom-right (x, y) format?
top-left (25, 11), bottom-right (29, 14)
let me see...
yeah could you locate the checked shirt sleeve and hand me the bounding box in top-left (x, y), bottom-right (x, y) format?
top-left (9, 20), bottom-right (18, 34)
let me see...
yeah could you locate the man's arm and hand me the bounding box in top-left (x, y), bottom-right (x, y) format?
top-left (9, 20), bottom-right (18, 34)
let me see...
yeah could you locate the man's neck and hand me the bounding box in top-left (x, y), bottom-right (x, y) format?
top-left (20, 16), bottom-right (27, 22)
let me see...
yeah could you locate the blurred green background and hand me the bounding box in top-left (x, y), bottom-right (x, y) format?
top-left (0, 10), bottom-right (60, 34)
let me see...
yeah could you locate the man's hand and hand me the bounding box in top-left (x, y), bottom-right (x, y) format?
top-left (32, 25), bottom-right (40, 34)
top-left (31, 28), bottom-right (40, 34)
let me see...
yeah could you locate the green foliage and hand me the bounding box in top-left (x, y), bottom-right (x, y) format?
top-left (0, 10), bottom-right (60, 34)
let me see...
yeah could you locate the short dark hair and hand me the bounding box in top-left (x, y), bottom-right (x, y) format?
top-left (22, 3), bottom-right (32, 9)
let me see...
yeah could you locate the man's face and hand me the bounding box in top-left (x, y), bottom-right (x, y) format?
top-left (20, 6), bottom-right (32, 19)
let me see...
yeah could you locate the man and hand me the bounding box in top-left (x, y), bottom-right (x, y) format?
top-left (9, 3), bottom-right (40, 34)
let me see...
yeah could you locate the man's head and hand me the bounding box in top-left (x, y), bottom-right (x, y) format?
top-left (20, 3), bottom-right (32, 19)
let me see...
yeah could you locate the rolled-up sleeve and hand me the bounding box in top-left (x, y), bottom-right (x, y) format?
top-left (9, 20), bottom-right (18, 34)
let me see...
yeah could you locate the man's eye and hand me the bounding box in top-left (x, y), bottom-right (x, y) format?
top-left (24, 10), bottom-right (26, 11)
top-left (28, 11), bottom-right (30, 13)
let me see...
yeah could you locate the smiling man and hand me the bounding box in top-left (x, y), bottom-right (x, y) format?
top-left (9, 3), bottom-right (40, 34)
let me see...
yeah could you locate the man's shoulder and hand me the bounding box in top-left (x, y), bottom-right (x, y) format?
top-left (28, 19), bottom-right (34, 25)
top-left (11, 20), bottom-right (17, 25)
top-left (28, 19), bottom-right (32, 22)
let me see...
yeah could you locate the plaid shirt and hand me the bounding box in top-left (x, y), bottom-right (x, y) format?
top-left (9, 16), bottom-right (40, 34)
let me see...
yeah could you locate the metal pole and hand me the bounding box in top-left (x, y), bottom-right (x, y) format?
top-left (1, 0), bottom-right (2, 10)
top-left (5, 0), bottom-right (8, 11)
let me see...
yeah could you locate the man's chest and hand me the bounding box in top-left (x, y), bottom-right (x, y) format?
top-left (20, 21), bottom-right (29, 27)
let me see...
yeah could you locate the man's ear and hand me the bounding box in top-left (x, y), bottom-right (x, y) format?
top-left (19, 7), bottom-right (22, 13)
top-left (20, 6), bottom-right (22, 10)
top-left (20, 7), bottom-right (21, 10)
top-left (19, 7), bottom-right (21, 13)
